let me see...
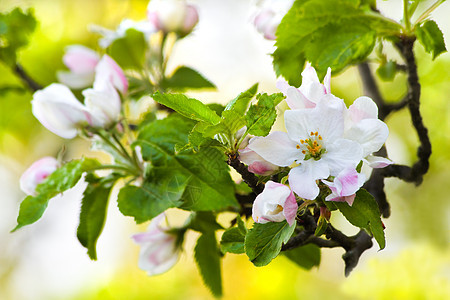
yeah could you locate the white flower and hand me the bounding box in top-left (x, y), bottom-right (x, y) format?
top-left (57, 45), bottom-right (100, 89)
top-left (252, 181), bottom-right (298, 226)
top-left (131, 213), bottom-right (180, 276)
top-left (20, 157), bottom-right (59, 196)
top-left (252, 0), bottom-right (294, 40)
top-left (323, 167), bottom-right (366, 206)
top-left (83, 81), bottom-right (121, 128)
top-left (32, 84), bottom-right (94, 139)
top-left (93, 54), bottom-right (128, 94)
top-left (276, 63), bottom-right (332, 110)
top-left (249, 97), bottom-right (363, 200)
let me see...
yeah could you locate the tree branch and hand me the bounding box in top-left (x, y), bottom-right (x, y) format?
top-left (227, 153), bottom-right (264, 194)
top-left (13, 64), bottom-right (42, 92)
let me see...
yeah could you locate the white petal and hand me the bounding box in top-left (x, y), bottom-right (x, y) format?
top-left (288, 161), bottom-right (329, 200)
top-left (345, 119), bottom-right (389, 157)
top-left (248, 132), bottom-right (300, 167)
top-left (286, 87), bottom-right (314, 109)
top-left (323, 139), bottom-right (363, 175)
top-left (365, 155), bottom-right (393, 168)
top-left (348, 96), bottom-right (378, 122)
top-left (323, 67), bottom-right (332, 94)
top-left (57, 71), bottom-right (95, 89)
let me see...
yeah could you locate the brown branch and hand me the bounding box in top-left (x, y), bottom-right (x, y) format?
top-left (227, 153), bottom-right (264, 194)
top-left (13, 64), bottom-right (42, 92)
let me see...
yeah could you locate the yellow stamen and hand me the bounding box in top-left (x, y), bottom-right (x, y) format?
top-left (302, 150), bottom-right (306, 154)
top-left (300, 140), bottom-right (305, 144)
top-left (296, 144), bottom-right (300, 149)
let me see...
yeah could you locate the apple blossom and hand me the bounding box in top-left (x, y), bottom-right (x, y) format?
top-left (252, 0), bottom-right (294, 40)
top-left (93, 54), bottom-right (128, 94)
top-left (20, 157), bottom-right (59, 196)
top-left (239, 145), bottom-right (279, 176)
top-left (57, 45), bottom-right (100, 89)
top-left (82, 80), bottom-right (121, 128)
top-left (132, 213), bottom-right (181, 276)
top-left (147, 0), bottom-right (199, 36)
top-left (252, 181), bottom-right (298, 226)
top-left (323, 167), bottom-right (366, 206)
top-left (249, 97), bottom-right (363, 200)
top-left (276, 63), bottom-right (331, 110)
top-left (32, 83), bottom-right (94, 139)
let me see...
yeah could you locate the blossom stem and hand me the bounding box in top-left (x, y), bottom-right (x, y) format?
top-left (227, 153), bottom-right (264, 195)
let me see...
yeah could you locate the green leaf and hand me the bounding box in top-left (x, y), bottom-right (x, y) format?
top-left (377, 60), bottom-right (397, 81)
top-left (108, 28), bottom-right (147, 70)
top-left (283, 244), bottom-right (321, 270)
top-left (314, 217), bottom-right (328, 236)
top-left (163, 66), bottom-right (215, 90)
top-left (194, 233), bottom-right (222, 297)
top-left (274, 0), bottom-right (402, 82)
top-left (13, 157), bottom-right (100, 231)
top-left (245, 220), bottom-right (296, 267)
top-left (224, 83), bottom-right (258, 114)
top-left (334, 189), bottom-right (385, 249)
top-left (416, 20), bottom-right (447, 60)
top-left (188, 211), bottom-right (224, 233)
top-left (245, 93), bottom-right (285, 136)
top-left (152, 92), bottom-right (221, 124)
top-left (0, 8), bottom-right (37, 66)
top-left (117, 167), bottom-right (188, 224)
top-left (137, 115), bottom-right (238, 211)
top-left (201, 110), bottom-right (246, 139)
top-left (77, 175), bottom-right (113, 260)
top-left (220, 216), bottom-right (247, 254)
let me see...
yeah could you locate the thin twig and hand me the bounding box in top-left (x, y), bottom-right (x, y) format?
top-left (13, 64), bottom-right (42, 92)
top-left (227, 153), bottom-right (264, 194)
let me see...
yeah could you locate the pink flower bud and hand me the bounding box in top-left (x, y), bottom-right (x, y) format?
top-left (252, 181), bottom-right (298, 226)
top-left (253, 8), bottom-right (279, 40)
top-left (239, 136), bottom-right (279, 176)
top-left (57, 45), bottom-right (100, 89)
top-left (20, 157), bottom-right (59, 196)
top-left (94, 55), bottom-right (128, 94)
top-left (32, 84), bottom-right (94, 139)
top-left (132, 213), bottom-right (180, 276)
top-left (147, 0), bottom-right (199, 36)
top-left (323, 167), bottom-right (366, 206)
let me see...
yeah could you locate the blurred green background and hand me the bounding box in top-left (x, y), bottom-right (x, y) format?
top-left (0, 0), bottom-right (449, 299)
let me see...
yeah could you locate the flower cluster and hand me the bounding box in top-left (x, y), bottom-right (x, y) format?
top-left (244, 65), bottom-right (392, 224)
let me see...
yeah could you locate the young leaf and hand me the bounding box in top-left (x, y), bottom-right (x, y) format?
top-left (117, 167), bottom-right (189, 223)
top-left (194, 233), bottom-right (223, 297)
top-left (245, 93), bottom-right (285, 136)
top-left (283, 244), bottom-right (321, 270)
top-left (416, 20), bottom-right (447, 60)
top-left (162, 66), bottom-right (216, 91)
top-left (224, 83), bottom-right (258, 114)
top-left (137, 115), bottom-right (238, 212)
top-left (187, 211), bottom-right (224, 233)
top-left (13, 158), bottom-right (100, 231)
top-left (152, 92), bottom-right (221, 124)
top-left (377, 60), bottom-right (397, 81)
top-left (245, 220), bottom-right (296, 267)
top-left (108, 28), bottom-right (147, 70)
top-left (77, 175), bottom-right (113, 260)
top-left (333, 189), bottom-right (385, 249)
top-left (220, 216), bottom-right (247, 254)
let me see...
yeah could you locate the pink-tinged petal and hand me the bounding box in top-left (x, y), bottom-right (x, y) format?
top-left (248, 132), bottom-right (300, 167)
top-left (344, 194), bottom-right (356, 206)
top-left (239, 146), bottom-right (279, 175)
top-left (337, 167), bottom-right (365, 196)
top-left (300, 82), bottom-right (327, 104)
top-left (94, 55), bottom-right (128, 94)
top-left (301, 63), bottom-right (320, 84)
top-left (323, 67), bottom-right (332, 94)
top-left (57, 71), bottom-right (95, 90)
top-left (348, 96), bottom-right (378, 123)
top-left (289, 161), bottom-right (329, 200)
top-left (181, 5), bottom-right (199, 35)
top-left (276, 79), bottom-right (290, 95)
top-left (345, 118), bottom-right (389, 157)
top-left (323, 139), bottom-right (363, 175)
top-left (316, 94), bottom-right (346, 112)
top-left (283, 192), bottom-right (298, 226)
top-left (20, 157), bottom-right (59, 195)
top-left (365, 155), bottom-right (393, 168)
top-left (83, 81), bottom-right (121, 128)
top-left (32, 84), bottom-right (91, 139)
top-left (286, 87), bottom-right (315, 109)
top-left (63, 45), bottom-right (100, 74)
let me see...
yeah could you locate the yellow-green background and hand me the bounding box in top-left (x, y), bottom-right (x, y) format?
top-left (0, 0), bottom-right (449, 299)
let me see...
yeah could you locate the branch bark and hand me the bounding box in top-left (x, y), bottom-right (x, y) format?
top-left (13, 64), bottom-right (42, 92)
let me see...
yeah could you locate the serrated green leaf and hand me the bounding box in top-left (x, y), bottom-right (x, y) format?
top-left (201, 110), bottom-right (246, 138)
top-left (194, 233), bottom-right (222, 297)
top-left (13, 157), bottom-right (100, 231)
top-left (224, 83), bottom-right (258, 114)
top-left (245, 220), bottom-right (296, 267)
top-left (163, 66), bottom-right (215, 91)
top-left (136, 115), bottom-right (238, 211)
top-left (377, 60), bottom-right (397, 81)
top-left (333, 189), bottom-right (385, 249)
top-left (188, 211), bottom-right (223, 233)
top-left (117, 167), bottom-right (188, 224)
top-left (108, 28), bottom-right (146, 70)
top-left (152, 92), bottom-right (221, 124)
top-left (0, 8), bottom-right (37, 66)
top-left (220, 216), bottom-right (247, 254)
top-left (275, 0), bottom-right (402, 82)
top-left (77, 175), bottom-right (113, 260)
top-left (283, 244), bottom-right (321, 270)
top-left (245, 93), bottom-right (284, 136)
top-left (416, 20), bottom-right (447, 60)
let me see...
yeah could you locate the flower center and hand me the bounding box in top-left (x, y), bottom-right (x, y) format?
top-left (296, 131), bottom-right (326, 160)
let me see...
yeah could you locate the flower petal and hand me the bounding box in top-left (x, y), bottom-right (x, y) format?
top-left (248, 132), bottom-right (300, 167)
top-left (323, 139), bottom-right (363, 175)
top-left (348, 96), bottom-right (379, 123)
top-left (345, 118), bottom-right (389, 157)
top-left (288, 161), bottom-right (329, 200)
top-left (365, 155), bottom-right (393, 168)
